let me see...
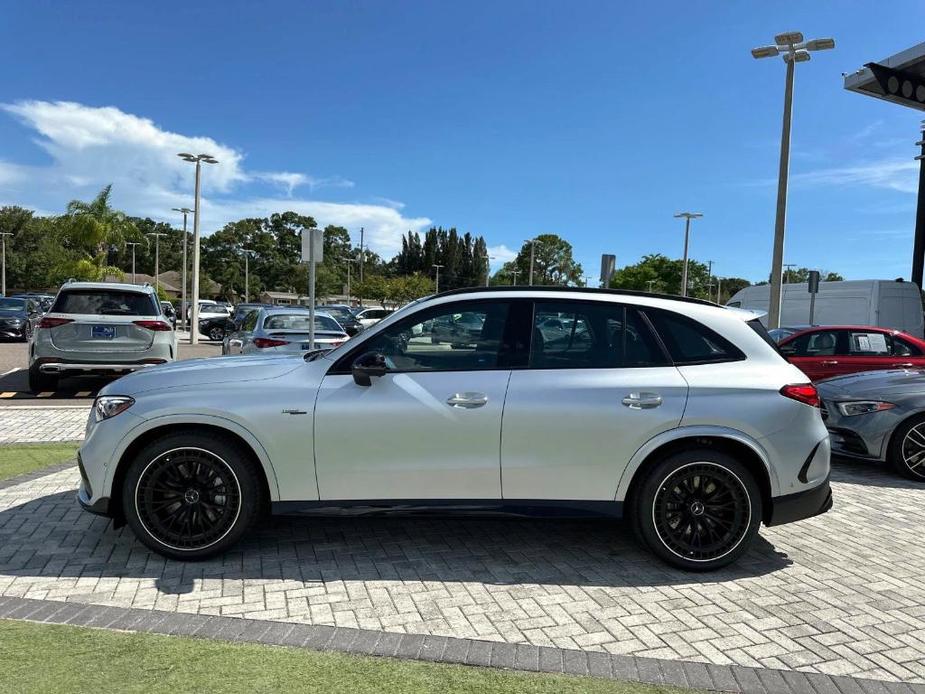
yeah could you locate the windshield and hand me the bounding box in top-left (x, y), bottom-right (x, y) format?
top-left (0, 298), bottom-right (25, 311)
top-left (319, 306), bottom-right (352, 321)
top-left (264, 314), bottom-right (342, 332)
top-left (52, 290), bottom-right (157, 316)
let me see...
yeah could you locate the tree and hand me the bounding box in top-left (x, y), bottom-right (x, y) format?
top-left (58, 185), bottom-right (136, 281)
top-left (0, 208), bottom-right (70, 291)
top-left (492, 234), bottom-right (583, 286)
top-left (782, 267), bottom-right (844, 284)
top-left (609, 253), bottom-right (714, 298)
top-left (717, 277), bottom-right (751, 304)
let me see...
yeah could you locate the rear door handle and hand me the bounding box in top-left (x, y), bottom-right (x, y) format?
top-left (446, 392), bottom-right (488, 408)
top-left (893, 363), bottom-right (914, 368)
top-left (622, 392), bottom-right (662, 409)
top-left (821, 360), bottom-right (839, 366)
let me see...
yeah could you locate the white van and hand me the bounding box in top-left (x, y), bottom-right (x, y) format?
top-left (726, 280), bottom-right (924, 337)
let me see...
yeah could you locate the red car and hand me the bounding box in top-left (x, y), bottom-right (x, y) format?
top-left (778, 325), bottom-right (925, 381)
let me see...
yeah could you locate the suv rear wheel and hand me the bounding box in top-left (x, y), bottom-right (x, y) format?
top-left (630, 449), bottom-right (762, 571)
top-left (122, 432), bottom-right (262, 560)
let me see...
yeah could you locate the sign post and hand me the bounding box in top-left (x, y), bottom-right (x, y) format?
top-left (302, 228), bottom-right (323, 349)
top-left (807, 270), bottom-right (820, 325)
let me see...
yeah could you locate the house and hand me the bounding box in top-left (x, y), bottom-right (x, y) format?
top-left (259, 291), bottom-right (302, 305)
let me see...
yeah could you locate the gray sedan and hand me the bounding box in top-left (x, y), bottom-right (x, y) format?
top-left (239, 307), bottom-right (349, 355)
top-left (818, 369), bottom-right (925, 481)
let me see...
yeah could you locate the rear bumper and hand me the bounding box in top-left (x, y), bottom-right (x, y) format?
top-left (766, 476), bottom-right (832, 526)
top-left (38, 360), bottom-right (165, 375)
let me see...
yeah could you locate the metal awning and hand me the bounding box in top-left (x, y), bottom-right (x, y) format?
top-left (844, 42), bottom-right (925, 111)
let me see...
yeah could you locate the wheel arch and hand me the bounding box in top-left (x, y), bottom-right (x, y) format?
top-left (105, 417), bottom-right (278, 525)
top-left (885, 410), bottom-right (925, 462)
top-left (617, 428), bottom-right (776, 524)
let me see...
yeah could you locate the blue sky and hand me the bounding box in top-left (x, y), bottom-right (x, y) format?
top-left (2, 1), bottom-right (925, 282)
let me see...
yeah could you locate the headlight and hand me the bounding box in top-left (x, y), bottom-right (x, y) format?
top-left (94, 396), bottom-right (135, 421)
top-left (6, 318), bottom-right (22, 326)
top-left (836, 400), bottom-right (895, 417)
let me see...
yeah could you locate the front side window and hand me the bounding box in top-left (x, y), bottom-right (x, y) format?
top-left (530, 301), bottom-right (666, 369)
top-left (893, 337), bottom-right (922, 357)
top-left (644, 308), bottom-right (744, 364)
top-left (338, 301), bottom-right (511, 372)
top-left (52, 290), bottom-right (157, 316)
top-left (786, 330), bottom-right (838, 357)
top-left (242, 311), bottom-right (259, 331)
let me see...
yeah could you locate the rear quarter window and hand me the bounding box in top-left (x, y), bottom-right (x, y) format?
top-left (52, 290), bottom-right (158, 316)
top-left (644, 308), bottom-right (745, 364)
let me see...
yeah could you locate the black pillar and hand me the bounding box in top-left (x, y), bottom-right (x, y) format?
top-left (913, 130), bottom-right (925, 288)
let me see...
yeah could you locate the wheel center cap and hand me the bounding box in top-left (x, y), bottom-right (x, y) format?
top-left (184, 489), bottom-right (200, 504)
top-left (689, 501), bottom-right (705, 516)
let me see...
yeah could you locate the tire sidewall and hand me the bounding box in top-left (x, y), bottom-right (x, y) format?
top-left (121, 433), bottom-right (260, 560)
top-left (634, 449), bottom-right (762, 571)
top-left (888, 415), bottom-right (925, 481)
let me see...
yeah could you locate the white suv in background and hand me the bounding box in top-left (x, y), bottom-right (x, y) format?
top-left (29, 281), bottom-right (176, 393)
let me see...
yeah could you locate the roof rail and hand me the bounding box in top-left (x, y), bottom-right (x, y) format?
top-left (430, 285), bottom-right (718, 307)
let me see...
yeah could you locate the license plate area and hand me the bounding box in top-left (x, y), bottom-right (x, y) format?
top-left (91, 325), bottom-right (115, 340)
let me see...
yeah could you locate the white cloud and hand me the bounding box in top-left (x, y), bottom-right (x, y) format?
top-left (790, 159), bottom-right (919, 194)
top-left (0, 100), bottom-right (428, 257)
top-left (488, 244), bottom-right (518, 269)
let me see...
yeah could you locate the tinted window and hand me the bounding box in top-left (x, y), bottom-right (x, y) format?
top-left (645, 309), bottom-right (744, 364)
top-left (530, 302), bottom-right (666, 369)
top-left (893, 337), bottom-right (922, 357)
top-left (345, 301), bottom-right (511, 372)
top-left (787, 330), bottom-right (838, 357)
top-left (53, 290), bottom-right (157, 316)
top-left (263, 314), bottom-right (341, 332)
top-left (0, 298), bottom-right (25, 311)
top-left (243, 311), bottom-right (259, 331)
top-left (319, 306), bottom-right (353, 322)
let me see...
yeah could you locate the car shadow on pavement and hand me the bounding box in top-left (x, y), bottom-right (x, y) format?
top-left (0, 491), bottom-right (792, 597)
top-left (831, 456), bottom-right (925, 490)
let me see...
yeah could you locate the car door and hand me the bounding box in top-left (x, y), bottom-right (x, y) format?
top-left (839, 329), bottom-right (910, 375)
top-left (500, 300), bottom-right (688, 501)
top-left (780, 329), bottom-right (841, 381)
top-left (313, 299), bottom-right (520, 500)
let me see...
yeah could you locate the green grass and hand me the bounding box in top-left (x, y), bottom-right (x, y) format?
top-left (0, 619), bottom-right (695, 694)
top-left (0, 442), bottom-right (79, 481)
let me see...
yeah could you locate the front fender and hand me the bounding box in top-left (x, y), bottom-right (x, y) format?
top-left (101, 412), bottom-right (281, 500)
top-left (614, 425), bottom-right (779, 502)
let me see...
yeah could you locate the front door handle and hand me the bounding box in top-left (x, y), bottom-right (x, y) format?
top-left (821, 360), bottom-right (839, 366)
top-left (446, 392), bottom-right (488, 408)
top-left (893, 362), bottom-right (914, 368)
top-left (622, 392), bottom-right (662, 409)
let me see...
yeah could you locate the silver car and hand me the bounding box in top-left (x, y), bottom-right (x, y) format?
top-left (29, 281), bottom-right (176, 392)
top-left (77, 288), bottom-right (831, 571)
top-left (818, 369), bottom-right (925, 481)
top-left (232, 307), bottom-right (348, 355)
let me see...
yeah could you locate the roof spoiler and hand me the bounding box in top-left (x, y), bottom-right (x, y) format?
top-left (725, 306), bottom-right (767, 322)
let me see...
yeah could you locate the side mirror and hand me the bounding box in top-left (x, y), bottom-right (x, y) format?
top-left (352, 351), bottom-right (388, 387)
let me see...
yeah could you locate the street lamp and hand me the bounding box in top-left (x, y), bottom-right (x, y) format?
top-left (752, 31), bottom-right (835, 328)
top-left (433, 264), bottom-right (444, 293)
top-left (0, 232), bottom-right (11, 296)
top-left (145, 232), bottom-right (167, 294)
top-left (481, 253), bottom-right (495, 287)
top-left (674, 212), bottom-right (702, 297)
top-left (125, 242), bottom-right (141, 284)
top-left (525, 238), bottom-right (544, 285)
top-left (172, 207), bottom-right (193, 331)
top-left (510, 267), bottom-right (521, 285)
top-left (177, 153), bottom-right (218, 343)
top-left (343, 257), bottom-right (359, 305)
top-left (241, 248), bottom-right (254, 302)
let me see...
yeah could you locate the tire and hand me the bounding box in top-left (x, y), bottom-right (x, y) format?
top-left (121, 432), bottom-right (262, 560)
top-left (888, 415), bottom-right (925, 482)
top-left (209, 326), bottom-right (225, 341)
top-left (28, 364), bottom-right (58, 394)
top-left (629, 449), bottom-right (762, 571)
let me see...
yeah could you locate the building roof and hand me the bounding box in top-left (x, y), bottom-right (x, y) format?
top-left (260, 291), bottom-right (302, 299)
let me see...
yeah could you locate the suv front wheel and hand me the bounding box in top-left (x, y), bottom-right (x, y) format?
top-left (630, 449), bottom-right (762, 571)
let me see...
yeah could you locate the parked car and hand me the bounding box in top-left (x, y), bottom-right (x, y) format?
top-left (11, 293), bottom-right (55, 313)
top-left (237, 307), bottom-right (348, 355)
top-left (160, 301), bottom-right (177, 329)
top-left (28, 281), bottom-right (175, 392)
top-left (429, 311), bottom-right (485, 347)
top-left (778, 326), bottom-right (925, 382)
top-left (0, 296), bottom-right (42, 341)
top-left (767, 324), bottom-right (813, 344)
top-left (221, 306), bottom-right (264, 355)
top-left (316, 305), bottom-right (364, 336)
top-left (77, 287), bottom-right (831, 571)
top-left (188, 300), bottom-right (230, 321)
top-left (353, 306), bottom-right (392, 328)
top-left (818, 369), bottom-right (925, 481)
top-left (199, 315), bottom-right (232, 342)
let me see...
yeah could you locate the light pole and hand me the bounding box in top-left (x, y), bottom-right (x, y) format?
top-left (525, 238), bottom-right (543, 285)
top-left (145, 232), bottom-right (166, 294)
top-left (178, 153), bottom-right (218, 344)
top-left (647, 279), bottom-right (656, 293)
top-left (433, 264), bottom-right (444, 293)
top-left (0, 232), bottom-right (11, 296)
top-left (172, 207), bottom-right (192, 331)
top-left (752, 32), bottom-right (835, 328)
top-left (125, 242), bottom-right (141, 284)
top-left (510, 268), bottom-right (521, 285)
top-left (240, 248), bottom-right (254, 302)
top-left (716, 277), bottom-right (723, 304)
top-left (343, 257), bottom-right (358, 304)
top-left (482, 253), bottom-right (495, 287)
top-left (674, 212), bottom-right (702, 297)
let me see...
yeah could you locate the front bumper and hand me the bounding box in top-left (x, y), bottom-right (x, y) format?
top-left (766, 475), bottom-right (832, 526)
top-left (0, 325), bottom-right (25, 338)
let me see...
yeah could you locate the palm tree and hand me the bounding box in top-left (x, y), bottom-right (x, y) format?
top-left (58, 185), bottom-right (137, 281)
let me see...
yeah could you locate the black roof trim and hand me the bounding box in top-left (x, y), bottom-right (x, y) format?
top-left (431, 285), bottom-right (718, 307)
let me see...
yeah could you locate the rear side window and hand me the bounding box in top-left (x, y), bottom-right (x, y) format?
top-left (644, 308), bottom-right (744, 364)
top-left (52, 290), bottom-right (157, 316)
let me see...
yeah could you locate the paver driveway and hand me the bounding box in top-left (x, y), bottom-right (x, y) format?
top-left (1, 458), bottom-right (923, 685)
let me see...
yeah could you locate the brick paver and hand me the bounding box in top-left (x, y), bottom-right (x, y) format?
top-left (0, 406), bottom-right (88, 443)
top-left (1, 458), bottom-right (923, 686)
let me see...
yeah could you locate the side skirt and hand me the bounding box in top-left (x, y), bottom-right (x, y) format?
top-left (271, 499), bottom-right (624, 519)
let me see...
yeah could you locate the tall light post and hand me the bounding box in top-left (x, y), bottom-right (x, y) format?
top-left (433, 264), bottom-right (444, 293)
top-left (510, 268), bottom-right (521, 285)
top-left (674, 212), bottom-right (702, 297)
top-left (481, 253), bottom-right (495, 287)
top-left (241, 248), bottom-right (254, 302)
top-left (0, 232), bottom-right (11, 296)
top-left (178, 153), bottom-right (218, 344)
top-left (145, 232), bottom-right (166, 294)
top-left (343, 257), bottom-right (358, 304)
top-left (752, 32), bottom-right (835, 328)
top-left (125, 242), bottom-right (141, 284)
top-left (525, 238), bottom-right (543, 285)
top-left (172, 207), bottom-right (192, 331)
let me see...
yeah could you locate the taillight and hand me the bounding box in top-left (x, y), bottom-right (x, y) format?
top-left (253, 337), bottom-right (289, 348)
top-left (37, 317), bottom-right (74, 329)
top-left (780, 383), bottom-right (820, 407)
top-left (133, 320), bottom-right (173, 331)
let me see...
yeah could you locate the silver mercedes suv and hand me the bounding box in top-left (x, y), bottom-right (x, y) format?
top-left (29, 281), bottom-right (176, 393)
top-left (77, 287), bottom-right (831, 571)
